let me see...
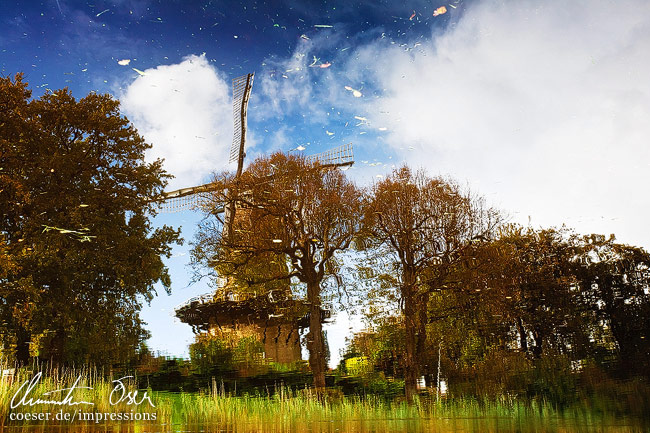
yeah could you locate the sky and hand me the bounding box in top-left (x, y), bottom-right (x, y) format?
top-left (2, 0), bottom-right (650, 366)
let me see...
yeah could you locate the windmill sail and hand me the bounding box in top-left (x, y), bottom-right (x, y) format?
top-left (224, 73), bottom-right (254, 241)
top-left (306, 143), bottom-right (354, 168)
top-left (156, 73), bottom-right (254, 214)
top-left (230, 73), bottom-right (255, 175)
top-left (156, 143), bottom-right (354, 213)
top-left (155, 73), bottom-right (355, 215)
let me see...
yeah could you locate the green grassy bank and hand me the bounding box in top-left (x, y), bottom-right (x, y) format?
top-left (1, 367), bottom-right (648, 432)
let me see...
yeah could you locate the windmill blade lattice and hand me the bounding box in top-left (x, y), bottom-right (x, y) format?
top-left (156, 184), bottom-right (215, 213)
top-left (306, 143), bottom-right (354, 168)
top-left (230, 73), bottom-right (255, 169)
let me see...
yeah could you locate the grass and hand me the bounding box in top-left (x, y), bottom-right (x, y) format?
top-left (146, 389), bottom-right (648, 433)
top-left (0, 365), bottom-right (647, 432)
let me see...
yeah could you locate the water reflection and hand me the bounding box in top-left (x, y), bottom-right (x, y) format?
top-left (5, 416), bottom-right (648, 433)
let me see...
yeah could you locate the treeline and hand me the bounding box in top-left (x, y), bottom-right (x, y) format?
top-left (195, 152), bottom-right (650, 403)
top-left (342, 227), bottom-right (650, 404)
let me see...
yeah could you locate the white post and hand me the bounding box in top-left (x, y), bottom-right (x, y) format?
top-left (436, 341), bottom-right (441, 402)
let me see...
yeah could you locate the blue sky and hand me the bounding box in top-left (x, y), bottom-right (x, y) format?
top-left (3, 0), bottom-right (650, 365)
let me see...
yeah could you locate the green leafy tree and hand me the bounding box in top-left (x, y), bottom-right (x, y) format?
top-left (427, 227), bottom-right (584, 400)
top-left (0, 74), bottom-right (180, 365)
top-left (342, 316), bottom-right (405, 379)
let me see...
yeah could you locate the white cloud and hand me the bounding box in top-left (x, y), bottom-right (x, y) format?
top-left (257, 46), bottom-right (314, 117)
top-left (118, 1), bottom-right (650, 251)
top-left (256, 31), bottom-right (344, 123)
top-left (352, 0), bottom-right (650, 247)
top-left (120, 54), bottom-right (236, 190)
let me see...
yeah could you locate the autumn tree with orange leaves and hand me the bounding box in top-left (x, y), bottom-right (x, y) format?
top-left (192, 152), bottom-right (363, 389)
top-left (361, 166), bottom-right (500, 401)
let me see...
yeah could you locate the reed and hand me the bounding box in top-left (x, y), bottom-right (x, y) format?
top-left (0, 363), bottom-right (646, 432)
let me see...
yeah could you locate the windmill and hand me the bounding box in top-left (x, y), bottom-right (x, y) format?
top-left (164, 73), bottom-right (350, 361)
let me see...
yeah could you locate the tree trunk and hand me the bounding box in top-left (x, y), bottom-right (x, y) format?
top-left (415, 293), bottom-right (430, 368)
top-left (48, 326), bottom-right (66, 365)
top-left (306, 279), bottom-right (326, 389)
top-left (403, 276), bottom-right (418, 402)
top-left (15, 326), bottom-right (31, 366)
top-left (532, 329), bottom-right (543, 359)
top-left (516, 317), bottom-right (528, 354)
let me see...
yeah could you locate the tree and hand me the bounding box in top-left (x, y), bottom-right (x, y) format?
top-left (361, 166), bottom-right (499, 401)
top-left (0, 74), bottom-right (39, 362)
top-left (573, 235), bottom-right (650, 377)
top-left (474, 226), bottom-right (588, 360)
top-left (192, 152), bottom-right (363, 389)
top-left (341, 316), bottom-right (405, 379)
top-left (0, 74), bottom-right (180, 365)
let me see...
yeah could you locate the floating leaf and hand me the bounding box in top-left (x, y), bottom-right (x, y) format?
top-left (433, 6), bottom-right (447, 16)
top-left (345, 86), bottom-right (362, 97)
